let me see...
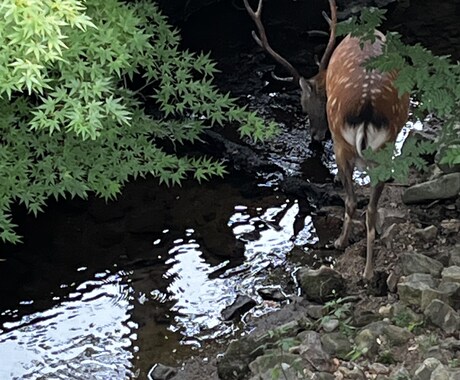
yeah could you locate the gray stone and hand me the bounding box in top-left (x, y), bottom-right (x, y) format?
top-left (368, 363), bottom-right (390, 375)
top-left (298, 331), bottom-right (335, 372)
top-left (398, 273), bottom-right (437, 306)
top-left (376, 207), bottom-right (407, 234)
top-left (442, 266), bottom-right (460, 283)
top-left (336, 365), bottom-right (366, 380)
top-left (438, 281), bottom-right (460, 309)
top-left (402, 173), bottom-right (460, 204)
top-left (305, 304), bottom-right (326, 320)
top-left (424, 299), bottom-right (460, 334)
top-left (414, 225), bottom-right (439, 242)
top-left (382, 324), bottom-right (413, 346)
top-left (390, 302), bottom-right (424, 326)
top-left (320, 332), bottom-right (353, 359)
top-left (421, 287), bottom-right (450, 310)
top-left (248, 352), bottom-right (303, 379)
top-left (321, 318), bottom-right (340, 332)
top-left (354, 321), bottom-right (389, 356)
top-left (380, 223), bottom-right (400, 249)
top-left (389, 365), bottom-right (411, 379)
top-left (400, 252), bottom-right (443, 277)
top-left (297, 266), bottom-right (344, 303)
top-left (449, 244), bottom-right (460, 266)
top-left (441, 220), bottom-right (460, 237)
top-left (431, 365), bottom-right (460, 380)
top-left (413, 358), bottom-right (442, 380)
top-left (312, 373), bottom-right (335, 380)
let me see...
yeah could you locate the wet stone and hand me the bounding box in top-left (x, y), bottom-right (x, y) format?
top-left (221, 294), bottom-right (257, 321)
top-left (148, 363), bottom-right (178, 380)
top-left (248, 352), bottom-right (302, 379)
top-left (257, 287), bottom-right (286, 302)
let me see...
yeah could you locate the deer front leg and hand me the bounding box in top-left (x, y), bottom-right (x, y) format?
top-left (363, 181), bottom-right (385, 280)
top-left (334, 155), bottom-right (356, 249)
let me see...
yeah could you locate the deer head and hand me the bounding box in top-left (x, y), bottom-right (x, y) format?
top-left (243, 0), bottom-right (337, 141)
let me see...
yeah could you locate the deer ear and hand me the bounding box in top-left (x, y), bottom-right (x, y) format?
top-left (299, 77), bottom-right (314, 95)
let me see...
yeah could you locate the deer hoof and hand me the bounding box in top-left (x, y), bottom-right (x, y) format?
top-left (363, 267), bottom-right (374, 281)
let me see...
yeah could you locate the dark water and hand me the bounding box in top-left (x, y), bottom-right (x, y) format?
top-left (0, 169), bottom-right (321, 379)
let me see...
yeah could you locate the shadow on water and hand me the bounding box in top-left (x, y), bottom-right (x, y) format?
top-left (0, 171), bottom-right (323, 379)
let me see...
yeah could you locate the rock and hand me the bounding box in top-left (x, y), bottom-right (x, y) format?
top-left (297, 266), bottom-right (344, 303)
top-left (148, 363), bottom-right (178, 380)
top-left (422, 346), bottom-right (454, 363)
top-left (421, 287), bottom-right (450, 310)
top-left (257, 287), bottom-right (287, 302)
top-left (248, 352), bottom-right (303, 379)
top-left (321, 318), bottom-right (340, 332)
top-left (449, 245), bottom-right (460, 266)
top-left (441, 219), bottom-right (460, 236)
top-left (376, 207), bottom-right (407, 235)
top-left (413, 358), bottom-right (442, 380)
top-left (390, 302), bottom-right (424, 326)
top-left (389, 365), bottom-right (411, 379)
top-left (312, 372), bottom-right (335, 380)
top-left (335, 365), bottom-right (366, 380)
top-left (221, 294), bottom-right (257, 320)
top-left (320, 332), bottom-right (353, 359)
top-left (397, 273), bottom-right (438, 306)
top-left (400, 252), bottom-right (443, 277)
top-left (380, 223), bottom-right (400, 249)
top-left (368, 363), bottom-right (390, 375)
top-left (386, 270), bottom-right (400, 293)
top-left (402, 173), bottom-right (460, 204)
top-left (442, 266), bottom-right (460, 283)
top-left (437, 281), bottom-right (460, 309)
top-left (382, 324), bottom-right (413, 346)
top-left (354, 321), bottom-right (389, 356)
top-left (431, 364), bottom-right (460, 380)
top-left (413, 225), bottom-right (439, 242)
top-left (305, 304), bottom-right (326, 320)
top-left (298, 331), bottom-right (336, 372)
top-left (424, 299), bottom-right (460, 334)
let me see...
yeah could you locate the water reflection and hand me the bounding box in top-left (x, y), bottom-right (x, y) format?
top-left (0, 196), bottom-right (318, 378)
top-left (0, 272), bottom-right (134, 380)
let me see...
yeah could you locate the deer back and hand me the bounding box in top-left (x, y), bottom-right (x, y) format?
top-left (325, 33), bottom-right (410, 159)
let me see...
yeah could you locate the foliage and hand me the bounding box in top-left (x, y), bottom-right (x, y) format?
top-left (338, 7), bottom-right (460, 183)
top-left (0, 0), bottom-right (277, 243)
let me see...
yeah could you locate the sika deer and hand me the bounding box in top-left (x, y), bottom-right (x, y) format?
top-left (244, 0), bottom-right (410, 280)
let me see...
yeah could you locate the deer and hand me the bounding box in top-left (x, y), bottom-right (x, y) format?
top-left (243, 0), bottom-right (410, 280)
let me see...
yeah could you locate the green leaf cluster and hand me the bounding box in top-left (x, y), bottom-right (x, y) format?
top-left (0, 0), bottom-right (276, 243)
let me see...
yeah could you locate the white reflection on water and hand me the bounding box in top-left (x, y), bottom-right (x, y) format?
top-left (163, 200), bottom-right (315, 343)
top-left (0, 272), bottom-right (135, 380)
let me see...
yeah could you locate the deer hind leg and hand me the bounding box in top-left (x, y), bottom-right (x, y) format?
top-left (363, 181), bottom-right (385, 280)
top-left (334, 152), bottom-right (356, 250)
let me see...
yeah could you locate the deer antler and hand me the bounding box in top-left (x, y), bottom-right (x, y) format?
top-left (243, 0), bottom-right (301, 83)
top-left (318, 0), bottom-right (337, 71)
